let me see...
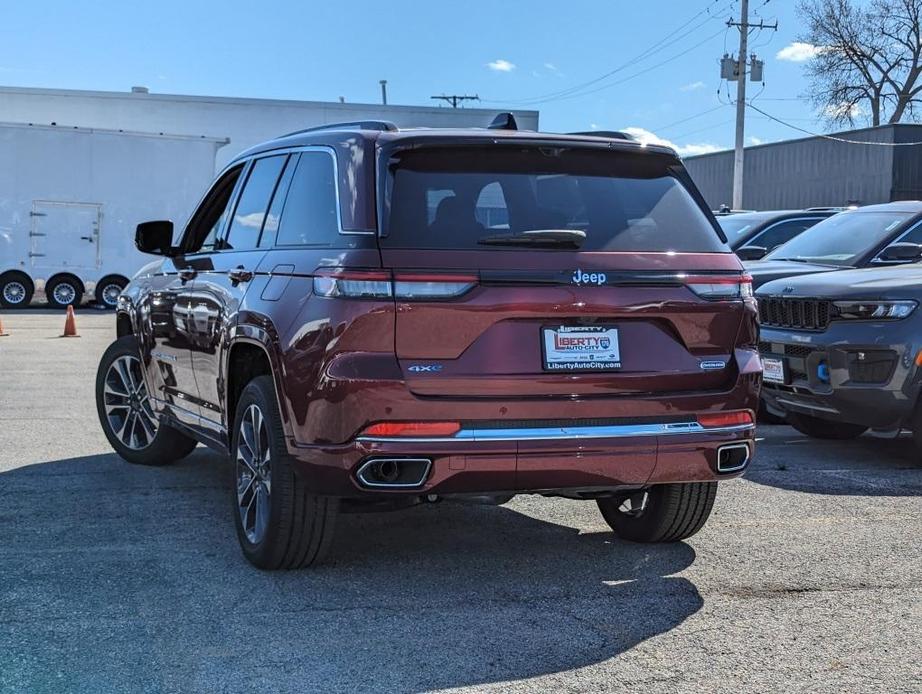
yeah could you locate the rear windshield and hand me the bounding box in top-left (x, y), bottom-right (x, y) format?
top-left (381, 146), bottom-right (725, 252)
top-left (765, 210), bottom-right (915, 266)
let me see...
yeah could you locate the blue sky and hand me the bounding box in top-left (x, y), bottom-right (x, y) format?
top-left (0, 0), bottom-right (826, 154)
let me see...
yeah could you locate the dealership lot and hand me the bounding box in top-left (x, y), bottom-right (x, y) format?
top-left (1, 310), bottom-right (920, 693)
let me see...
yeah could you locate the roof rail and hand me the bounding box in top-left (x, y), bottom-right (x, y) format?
top-left (281, 120), bottom-right (399, 137)
top-left (568, 130), bottom-right (636, 141)
top-left (488, 112), bottom-right (519, 130)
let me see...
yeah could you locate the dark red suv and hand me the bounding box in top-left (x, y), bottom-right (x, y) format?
top-left (95, 117), bottom-right (760, 568)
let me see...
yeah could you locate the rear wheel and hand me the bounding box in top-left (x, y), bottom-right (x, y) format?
top-left (0, 271), bottom-right (34, 308)
top-left (597, 482), bottom-right (717, 543)
top-left (95, 275), bottom-right (128, 309)
top-left (95, 335), bottom-right (198, 465)
top-left (45, 274), bottom-right (83, 309)
top-left (787, 412), bottom-right (867, 440)
top-left (231, 375), bottom-right (338, 569)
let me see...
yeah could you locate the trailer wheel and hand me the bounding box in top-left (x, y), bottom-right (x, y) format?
top-left (45, 274), bottom-right (84, 309)
top-left (0, 271), bottom-right (34, 308)
top-left (95, 275), bottom-right (129, 309)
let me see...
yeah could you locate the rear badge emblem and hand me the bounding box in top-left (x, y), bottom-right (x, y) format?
top-left (408, 364), bottom-right (443, 373)
top-left (699, 360), bottom-right (726, 371)
top-left (572, 269), bottom-right (608, 286)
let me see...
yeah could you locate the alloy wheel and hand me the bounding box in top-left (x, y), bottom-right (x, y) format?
top-left (236, 404), bottom-right (272, 544)
top-left (101, 283), bottom-right (122, 307)
top-left (103, 355), bottom-right (158, 449)
top-left (53, 282), bottom-right (77, 305)
top-left (2, 281), bottom-right (26, 305)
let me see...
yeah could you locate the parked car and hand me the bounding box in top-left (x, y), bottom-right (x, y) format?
top-left (745, 202), bottom-right (922, 289)
top-left (95, 117), bottom-right (760, 568)
top-left (717, 209), bottom-right (839, 258)
top-left (756, 263), bottom-right (922, 458)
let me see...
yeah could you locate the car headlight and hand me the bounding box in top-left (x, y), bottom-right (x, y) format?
top-left (833, 300), bottom-right (918, 320)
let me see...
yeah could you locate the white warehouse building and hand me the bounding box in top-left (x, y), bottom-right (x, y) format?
top-left (0, 85), bottom-right (538, 309)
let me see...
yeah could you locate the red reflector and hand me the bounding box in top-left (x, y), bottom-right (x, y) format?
top-left (697, 411), bottom-right (754, 428)
top-left (362, 421), bottom-right (462, 437)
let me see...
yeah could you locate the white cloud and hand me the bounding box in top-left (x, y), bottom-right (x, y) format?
top-left (823, 102), bottom-right (864, 119)
top-left (680, 81), bottom-right (706, 92)
top-left (589, 123), bottom-right (599, 130)
top-left (622, 127), bottom-right (722, 157)
top-left (544, 62), bottom-right (563, 75)
top-left (748, 136), bottom-right (764, 145)
top-left (487, 59), bottom-right (516, 72)
top-left (776, 42), bottom-right (823, 62)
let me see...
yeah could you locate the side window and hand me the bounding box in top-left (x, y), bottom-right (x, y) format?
top-left (751, 219), bottom-right (818, 251)
top-left (259, 157), bottom-right (296, 248)
top-left (274, 151), bottom-right (340, 247)
top-left (895, 221), bottom-right (922, 245)
top-left (224, 155), bottom-right (287, 251)
top-left (183, 165), bottom-right (245, 253)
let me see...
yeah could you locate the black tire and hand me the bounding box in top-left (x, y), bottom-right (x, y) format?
top-left (231, 375), bottom-right (338, 569)
top-left (45, 274), bottom-right (83, 309)
top-left (597, 482), bottom-right (718, 543)
top-left (95, 275), bottom-right (129, 309)
top-left (786, 411), bottom-right (867, 440)
top-left (95, 335), bottom-right (198, 465)
top-left (0, 271), bottom-right (34, 308)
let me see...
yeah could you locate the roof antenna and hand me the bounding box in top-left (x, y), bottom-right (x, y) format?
top-left (488, 112), bottom-right (518, 130)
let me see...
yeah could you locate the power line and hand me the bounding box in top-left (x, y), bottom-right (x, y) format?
top-left (430, 94), bottom-right (480, 108)
top-left (746, 102), bottom-right (922, 145)
top-left (481, 0), bottom-right (734, 106)
top-left (652, 104), bottom-right (730, 132)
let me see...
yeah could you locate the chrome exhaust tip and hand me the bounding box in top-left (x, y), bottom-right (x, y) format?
top-left (356, 458), bottom-right (432, 489)
top-left (716, 443), bottom-right (750, 474)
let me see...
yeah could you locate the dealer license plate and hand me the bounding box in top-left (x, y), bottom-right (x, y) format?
top-left (762, 357), bottom-right (786, 384)
top-left (542, 326), bottom-right (621, 372)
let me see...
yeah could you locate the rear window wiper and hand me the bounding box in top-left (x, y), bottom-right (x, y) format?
top-left (477, 229), bottom-right (587, 248)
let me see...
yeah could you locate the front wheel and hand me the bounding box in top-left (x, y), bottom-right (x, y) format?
top-left (786, 412), bottom-right (867, 440)
top-left (95, 335), bottom-right (198, 465)
top-left (597, 482), bottom-right (717, 543)
top-left (231, 375), bottom-right (338, 569)
top-left (45, 275), bottom-right (83, 309)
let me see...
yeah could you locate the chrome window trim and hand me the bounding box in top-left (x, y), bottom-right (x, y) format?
top-left (356, 421), bottom-right (754, 443)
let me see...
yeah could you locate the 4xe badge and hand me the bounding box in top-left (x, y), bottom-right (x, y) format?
top-left (572, 269), bottom-right (607, 286)
top-left (407, 364), bottom-right (443, 373)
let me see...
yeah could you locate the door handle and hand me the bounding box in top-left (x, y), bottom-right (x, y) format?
top-left (179, 269), bottom-right (197, 282)
top-left (228, 267), bottom-right (254, 284)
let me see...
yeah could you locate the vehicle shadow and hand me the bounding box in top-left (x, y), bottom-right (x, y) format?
top-left (746, 425), bottom-right (922, 497)
top-left (0, 450), bottom-right (702, 693)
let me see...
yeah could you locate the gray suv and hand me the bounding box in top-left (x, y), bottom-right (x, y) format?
top-left (757, 262), bottom-right (922, 455)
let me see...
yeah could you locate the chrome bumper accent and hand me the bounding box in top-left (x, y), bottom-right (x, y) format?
top-left (357, 421), bottom-right (753, 443)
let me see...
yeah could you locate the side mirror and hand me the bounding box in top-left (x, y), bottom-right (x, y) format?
top-left (135, 220), bottom-right (175, 256)
top-left (879, 242), bottom-right (922, 262)
top-left (736, 245), bottom-right (768, 261)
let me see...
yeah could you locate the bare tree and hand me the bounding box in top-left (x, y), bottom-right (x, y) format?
top-left (798, 0), bottom-right (922, 126)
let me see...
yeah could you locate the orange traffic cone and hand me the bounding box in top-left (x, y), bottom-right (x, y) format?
top-left (0, 315), bottom-right (8, 337)
top-left (60, 305), bottom-right (80, 338)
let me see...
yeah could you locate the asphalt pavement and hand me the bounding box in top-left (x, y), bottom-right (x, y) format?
top-left (1, 309), bottom-right (920, 693)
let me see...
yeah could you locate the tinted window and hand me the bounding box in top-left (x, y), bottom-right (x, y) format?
top-left (274, 152), bottom-right (340, 247)
top-left (765, 211), bottom-right (915, 266)
top-left (224, 155), bottom-right (286, 251)
top-left (717, 213), bottom-right (773, 244)
top-left (183, 165), bottom-right (244, 253)
top-left (259, 158), bottom-right (296, 248)
top-left (750, 218), bottom-right (821, 252)
top-left (382, 147), bottom-right (723, 252)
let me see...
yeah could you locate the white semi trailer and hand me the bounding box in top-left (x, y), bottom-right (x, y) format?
top-left (0, 122), bottom-right (226, 308)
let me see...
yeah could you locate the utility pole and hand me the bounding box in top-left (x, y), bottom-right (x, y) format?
top-left (723, 3), bottom-right (776, 209)
top-left (380, 80), bottom-right (388, 105)
top-left (732, 0), bottom-right (749, 210)
top-left (430, 94), bottom-right (480, 108)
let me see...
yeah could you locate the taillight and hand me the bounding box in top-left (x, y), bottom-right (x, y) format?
top-left (312, 270), bottom-right (392, 298)
top-left (361, 421), bottom-right (462, 437)
top-left (684, 274), bottom-right (753, 301)
top-left (312, 269), bottom-right (478, 300)
top-left (697, 410), bottom-right (754, 428)
top-left (393, 273), bottom-right (478, 299)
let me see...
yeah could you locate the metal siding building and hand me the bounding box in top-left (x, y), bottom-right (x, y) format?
top-left (684, 124), bottom-right (922, 210)
top-left (0, 85), bottom-right (539, 170)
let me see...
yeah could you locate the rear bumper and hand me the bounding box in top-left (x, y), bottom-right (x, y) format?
top-left (289, 420), bottom-right (756, 498)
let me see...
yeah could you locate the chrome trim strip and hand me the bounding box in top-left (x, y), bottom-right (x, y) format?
top-left (356, 421), bottom-right (753, 444)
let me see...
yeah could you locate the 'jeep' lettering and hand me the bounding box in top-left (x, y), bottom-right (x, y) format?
top-left (571, 269), bottom-right (607, 286)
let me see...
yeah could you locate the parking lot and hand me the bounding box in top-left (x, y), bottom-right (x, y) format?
top-left (1, 309), bottom-right (920, 693)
